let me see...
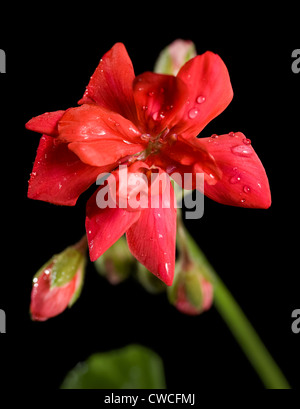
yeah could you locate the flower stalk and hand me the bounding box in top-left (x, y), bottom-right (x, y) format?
top-left (177, 215), bottom-right (290, 389)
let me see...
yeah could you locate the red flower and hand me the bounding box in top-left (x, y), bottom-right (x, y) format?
top-left (26, 43), bottom-right (271, 286)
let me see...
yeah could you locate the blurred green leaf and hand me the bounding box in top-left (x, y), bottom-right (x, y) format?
top-left (61, 344), bottom-right (166, 389)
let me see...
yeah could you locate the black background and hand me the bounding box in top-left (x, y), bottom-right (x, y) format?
top-left (0, 5), bottom-right (299, 391)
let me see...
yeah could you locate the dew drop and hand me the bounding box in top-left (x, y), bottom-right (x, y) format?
top-left (243, 138), bottom-right (252, 145)
top-left (229, 174), bottom-right (241, 184)
top-left (240, 198), bottom-right (246, 204)
top-left (152, 111), bottom-right (159, 121)
top-left (166, 105), bottom-right (173, 111)
top-left (142, 105), bottom-right (148, 111)
top-left (196, 95), bottom-right (206, 104)
top-left (229, 132), bottom-right (235, 137)
top-left (231, 145), bottom-right (253, 157)
top-left (188, 108), bottom-right (199, 119)
top-left (148, 91), bottom-right (155, 97)
top-left (243, 185), bottom-right (251, 193)
top-left (211, 134), bottom-right (218, 139)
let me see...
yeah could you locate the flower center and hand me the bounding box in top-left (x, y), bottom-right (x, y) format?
top-left (140, 128), bottom-right (178, 156)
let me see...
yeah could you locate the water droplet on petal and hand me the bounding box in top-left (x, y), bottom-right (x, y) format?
top-left (211, 134), bottom-right (218, 139)
top-left (229, 132), bottom-right (235, 137)
top-left (229, 174), bottom-right (241, 184)
top-left (243, 185), bottom-right (251, 193)
top-left (196, 95), bottom-right (206, 104)
top-left (166, 105), bottom-right (173, 111)
top-left (231, 145), bottom-right (253, 157)
top-left (243, 138), bottom-right (252, 145)
top-left (142, 105), bottom-right (148, 111)
top-left (152, 111), bottom-right (160, 121)
top-left (240, 198), bottom-right (246, 204)
top-left (188, 108), bottom-right (199, 119)
top-left (148, 91), bottom-right (155, 97)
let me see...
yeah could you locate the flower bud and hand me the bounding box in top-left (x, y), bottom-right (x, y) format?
top-left (30, 237), bottom-right (87, 321)
top-left (94, 235), bottom-right (135, 284)
top-left (167, 261), bottom-right (213, 315)
top-left (136, 262), bottom-right (166, 294)
top-left (154, 39), bottom-right (197, 76)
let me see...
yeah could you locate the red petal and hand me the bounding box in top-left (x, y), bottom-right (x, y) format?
top-left (78, 43), bottom-right (137, 123)
top-left (175, 52), bottom-right (233, 138)
top-left (30, 268), bottom-right (77, 321)
top-left (28, 135), bottom-right (107, 206)
top-left (58, 104), bottom-right (144, 167)
top-left (85, 188), bottom-right (141, 261)
top-left (200, 132), bottom-right (271, 208)
top-left (133, 72), bottom-right (189, 135)
top-left (162, 136), bottom-right (221, 183)
top-left (126, 179), bottom-right (176, 286)
top-left (146, 136), bottom-right (221, 188)
top-left (26, 110), bottom-right (65, 136)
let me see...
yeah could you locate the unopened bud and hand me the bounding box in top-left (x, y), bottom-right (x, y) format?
top-left (30, 237), bottom-right (87, 321)
top-left (136, 262), bottom-right (166, 294)
top-left (94, 235), bottom-right (135, 284)
top-left (167, 261), bottom-right (213, 315)
top-left (154, 39), bottom-right (197, 76)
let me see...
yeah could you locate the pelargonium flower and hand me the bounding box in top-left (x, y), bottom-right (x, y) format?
top-left (26, 42), bottom-right (271, 286)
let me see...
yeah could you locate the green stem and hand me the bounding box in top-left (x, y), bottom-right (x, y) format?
top-left (182, 228), bottom-right (291, 389)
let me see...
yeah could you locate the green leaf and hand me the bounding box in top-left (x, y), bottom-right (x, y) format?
top-left (60, 345), bottom-right (166, 389)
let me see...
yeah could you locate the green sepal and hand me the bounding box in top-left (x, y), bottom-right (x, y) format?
top-left (68, 258), bottom-right (86, 307)
top-left (136, 262), bottom-right (166, 294)
top-left (94, 236), bottom-right (136, 284)
top-left (51, 247), bottom-right (83, 288)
